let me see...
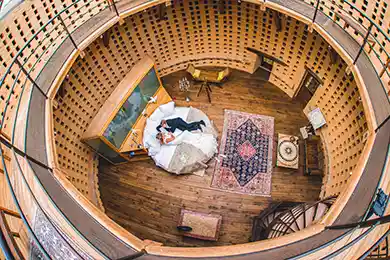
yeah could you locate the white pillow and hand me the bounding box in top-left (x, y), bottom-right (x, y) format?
top-left (159, 101), bottom-right (175, 117)
top-left (148, 145), bottom-right (161, 156)
top-left (145, 118), bottom-right (160, 135)
top-left (149, 108), bottom-right (165, 122)
top-left (143, 132), bottom-right (161, 156)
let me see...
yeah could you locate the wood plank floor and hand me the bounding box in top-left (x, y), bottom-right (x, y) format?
top-left (98, 70), bottom-right (322, 247)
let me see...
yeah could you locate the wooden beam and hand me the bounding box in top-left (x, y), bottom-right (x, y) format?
top-left (158, 3), bottom-right (167, 20)
top-left (246, 47), bottom-right (288, 66)
top-left (0, 130), bottom-right (11, 143)
top-left (0, 207), bottom-right (21, 219)
top-left (0, 212), bottom-right (24, 260)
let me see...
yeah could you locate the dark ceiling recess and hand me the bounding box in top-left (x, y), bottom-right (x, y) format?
top-left (328, 45), bottom-right (339, 65)
top-left (158, 3), bottom-right (167, 21)
top-left (218, 0), bottom-right (226, 14)
top-left (246, 47), bottom-right (288, 67)
top-left (275, 11), bottom-right (283, 32)
top-left (102, 30), bottom-right (110, 48)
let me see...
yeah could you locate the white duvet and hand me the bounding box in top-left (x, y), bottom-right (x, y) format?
top-left (143, 102), bottom-right (218, 174)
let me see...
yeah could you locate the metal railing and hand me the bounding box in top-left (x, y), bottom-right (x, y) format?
top-left (0, 0), bottom-right (389, 259)
top-left (0, 0), bottom-right (143, 258)
top-left (0, 206), bottom-right (24, 259)
top-left (0, 1), bottom-right (112, 255)
top-left (0, 146), bottom-right (51, 259)
top-left (308, 0), bottom-right (390, 99)
top-left (359, 228), bottom-right (390, 259)
top-left (286, 0), bottom-right (390, 258)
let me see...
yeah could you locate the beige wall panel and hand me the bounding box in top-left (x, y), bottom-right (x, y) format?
top-left (0, 0), bottom-right (382, 256)
top-left (52, 1), bottom-right (367, 202)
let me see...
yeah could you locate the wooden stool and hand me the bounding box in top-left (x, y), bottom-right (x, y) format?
top-left (197, 81), bottom-right (213, 102)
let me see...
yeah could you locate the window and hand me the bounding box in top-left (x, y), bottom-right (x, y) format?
top-left (302, 69), bottom-right (322, 95)
top-left (260, 56), bottom-right (274, 71)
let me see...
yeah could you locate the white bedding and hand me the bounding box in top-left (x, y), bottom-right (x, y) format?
top-left (143, 102), bottom-right (218, 174)
top-left (151, 107), bottom-right (190, 169)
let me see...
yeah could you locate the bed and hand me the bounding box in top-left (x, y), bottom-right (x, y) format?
top-left (143, 102), bottom-right (218, 174)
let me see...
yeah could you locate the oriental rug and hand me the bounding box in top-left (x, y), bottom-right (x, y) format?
top-left (30, 208), bottom-right (92, 260)
top-left (178, 209), bottom-right (222, 241)
top-left (211, 110), bottom-right (274, 196)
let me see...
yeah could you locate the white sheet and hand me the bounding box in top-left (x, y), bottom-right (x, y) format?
top-left (178, 131), bottom-right (217, 159)
top-left (143, 105), bottom-right (216, 173)
top-left (144, 106), bottom-right (191, 168)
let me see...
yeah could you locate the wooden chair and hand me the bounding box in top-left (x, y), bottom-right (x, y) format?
top-left (186, 64), bottom-right (231, 102)
top-left (303, 135), bottom-right (323, 176)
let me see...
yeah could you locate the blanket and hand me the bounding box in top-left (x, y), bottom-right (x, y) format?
top-left (143, 102), bottom-right (218, 174)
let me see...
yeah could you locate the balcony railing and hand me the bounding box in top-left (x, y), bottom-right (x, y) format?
top-left (0, 206), bottom-right (24, 259)
top-left (0, 0), bottom-right (389, 259)
top-left (312, 0), bottom-right (390, 91)
top-left (0, 0), bottom-right (144, 258)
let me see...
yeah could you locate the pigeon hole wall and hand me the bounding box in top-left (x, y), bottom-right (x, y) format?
top-left (0, 0), bottom-right (109, 206)
top-left (52, 0), bottom-right (367, 203)
top-left (0, 0), bottom-right (373, 205)
top-left (303, 0), bottom-right (390, 94)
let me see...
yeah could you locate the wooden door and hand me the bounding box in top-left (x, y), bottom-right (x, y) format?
top-left (258, 56), bottom-right (274, 80)
top-left (295, 69), bottom-right (322, 107)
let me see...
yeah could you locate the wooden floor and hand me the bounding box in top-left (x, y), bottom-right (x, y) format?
top-left (98, 70), bottom-right (322, 247)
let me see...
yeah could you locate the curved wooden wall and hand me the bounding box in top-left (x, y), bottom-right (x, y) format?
top-left (52, 0), bottom-right (366, 202)
top-left (0, 152), bottom-right (29, 259)
top-left (301, 0), bottom-right (390, 96)
top-left (0, 0), bottom-right (112, 206)
top-left (0, 0), bottom-right (389, 259)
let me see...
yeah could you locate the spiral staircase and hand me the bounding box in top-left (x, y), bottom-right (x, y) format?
top-left (251, 197), bottom-right (337, 241)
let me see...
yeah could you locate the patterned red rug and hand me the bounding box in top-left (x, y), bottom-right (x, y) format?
top-left (211, 110), bottom-right (274, 196)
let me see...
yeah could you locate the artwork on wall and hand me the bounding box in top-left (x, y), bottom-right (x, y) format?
top-left (103, 68), bottom-right (161, 149)
top-left (308, 107), bottom-right (327, 130)
top-left (82, 56), bottom-right (172, 164)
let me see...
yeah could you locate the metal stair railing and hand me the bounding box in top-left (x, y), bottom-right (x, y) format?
top-left (0, 0), bottom-right (389, 259)
top-left (0, 1), bottom-right (146, 259)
